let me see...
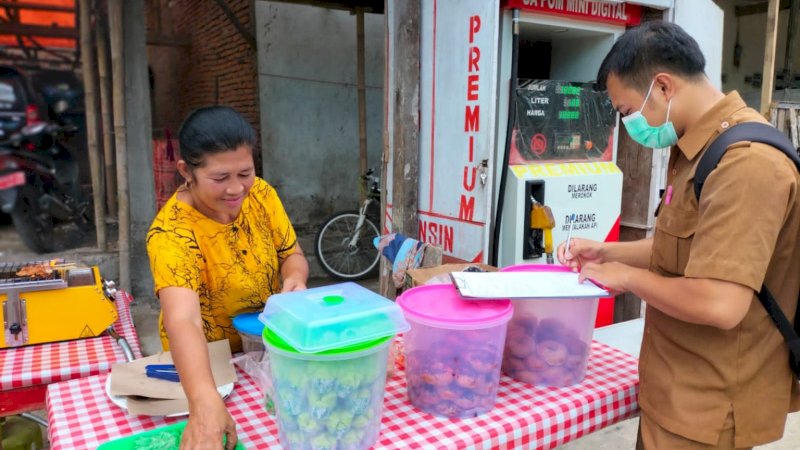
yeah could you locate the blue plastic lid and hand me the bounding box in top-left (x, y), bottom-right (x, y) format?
top-left (258, 282), bottom-right (410, 353)
top-left (232, 312), bottom-right (264, 336)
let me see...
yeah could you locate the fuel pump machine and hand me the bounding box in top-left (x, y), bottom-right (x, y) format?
top-left (498, 80), bottom-right (623, 326)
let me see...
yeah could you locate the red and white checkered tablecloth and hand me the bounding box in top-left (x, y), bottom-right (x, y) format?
top-left (46, 340), bottom-right (639, 450)
top-left (0, 290), bottom-right (143, 392)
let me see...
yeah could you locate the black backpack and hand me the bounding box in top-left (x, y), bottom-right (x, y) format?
top-left (694, 122), bottom-right (800, 378)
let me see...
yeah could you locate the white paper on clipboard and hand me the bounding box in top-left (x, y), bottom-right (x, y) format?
top-left (450, 271), bottom-right (608, 299)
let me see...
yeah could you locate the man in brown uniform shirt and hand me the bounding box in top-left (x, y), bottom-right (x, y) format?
top-left (558, 22), bottom-right (800, 449)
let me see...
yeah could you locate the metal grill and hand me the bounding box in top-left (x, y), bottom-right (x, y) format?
top-left (1, 259), bottom-right (69, 347)
top-left (0, 259), bottom-right (65, 286)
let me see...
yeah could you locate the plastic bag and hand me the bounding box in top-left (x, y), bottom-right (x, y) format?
top-left (387, 337), bottom-right (405, 378)
top-left (231, 351), bottom-right (275, 414)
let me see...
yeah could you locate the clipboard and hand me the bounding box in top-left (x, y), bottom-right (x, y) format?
top-left (450, 271), bottom-right (608, 299)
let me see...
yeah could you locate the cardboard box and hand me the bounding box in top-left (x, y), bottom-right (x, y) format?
top-left (405, 263), bottom-right (498, 288)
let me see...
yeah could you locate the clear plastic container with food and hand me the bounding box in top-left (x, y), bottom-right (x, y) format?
top-left (500, 264), bottom-right (599, 387)
top-left (264, 328), bottom-right (390, 450)
top-left (397, 284), bottom-right (513, 418)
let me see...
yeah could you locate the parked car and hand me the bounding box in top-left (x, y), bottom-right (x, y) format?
top-left (0, 66), bottom-right (48, 139)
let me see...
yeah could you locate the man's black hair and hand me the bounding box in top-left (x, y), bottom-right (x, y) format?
top-left (178, 105), bottom-right (256, 168)
top-left (596, 21), bottom-right (706, 92)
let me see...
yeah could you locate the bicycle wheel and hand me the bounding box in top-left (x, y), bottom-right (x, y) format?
top-left (315, 210), bottom-right (381, 280)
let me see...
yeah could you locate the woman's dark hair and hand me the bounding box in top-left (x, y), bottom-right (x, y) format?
top-left (177, 105), bottom-right (257, 168)
top-left (596, 21), bottom-right (706, 92)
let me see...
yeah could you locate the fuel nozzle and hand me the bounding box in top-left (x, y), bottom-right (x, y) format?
top-left (530, 197), bottom-right (556, 264)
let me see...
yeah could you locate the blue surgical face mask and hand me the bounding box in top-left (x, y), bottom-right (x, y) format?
top-left (621, 79), bottom-right (678, 149)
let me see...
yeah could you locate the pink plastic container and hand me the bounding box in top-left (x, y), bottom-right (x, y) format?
top-left (500, 264), bottom-right (598, 387)
top-left (397, 284), bottom-right (513, 418)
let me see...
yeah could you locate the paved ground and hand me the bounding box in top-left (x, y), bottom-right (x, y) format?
top-left (1, 222), bottom-right (797, 449)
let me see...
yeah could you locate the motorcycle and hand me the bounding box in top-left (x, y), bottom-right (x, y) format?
top-left (0, 122), bottom-right (93, 253)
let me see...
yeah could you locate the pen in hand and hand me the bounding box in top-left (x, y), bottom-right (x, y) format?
top-left (564, 214), bottom-right (584, 274)
top-left (565, 213), bottom-right (575, 258)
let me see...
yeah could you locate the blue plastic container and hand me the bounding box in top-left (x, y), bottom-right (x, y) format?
top-left (232, 312), bottom-right (265, 353)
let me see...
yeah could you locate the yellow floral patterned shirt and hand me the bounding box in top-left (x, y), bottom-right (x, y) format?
top-left (147, 177), bottom-right (297, 352)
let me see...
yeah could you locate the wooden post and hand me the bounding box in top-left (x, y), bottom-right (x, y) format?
top-left (381, 0), bottom-right (421, 298)
top-left (121, 0), bottom-right (156, 298)
top-left (356, 7), bottom-right (368, 198)
top-left (109, 0), bottom-right (130, 290)
top-left (96, 8), bottom-right (117, 216)
top-left (785, 0), bottom-right (800, 82)
top-left (614, 130), bottom-right (653, 321)
top-left (390, 0), bottom-right (420, 237)
top-left (78, 0), bottom-right (106, 250)
top-left (761, 0), bottom-right (781, 115)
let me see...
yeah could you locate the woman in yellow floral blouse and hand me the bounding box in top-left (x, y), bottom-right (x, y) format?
top-left (147, 106), bottom-right (308, 450)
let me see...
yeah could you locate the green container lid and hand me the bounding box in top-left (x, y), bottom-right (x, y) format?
top-left (258, 282), bottom-right (409, 353)
top-left (97, 421), bottom-right (246, 450)
top-left (263, 326), bottom-right (391, 356)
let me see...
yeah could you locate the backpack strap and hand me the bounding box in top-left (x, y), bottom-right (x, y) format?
top-left (758, 287), bottom-right (800, 376)
top-left (693, 122), bottom-right (800, 201)
top-left (693, 122), bottom-right (800, 378)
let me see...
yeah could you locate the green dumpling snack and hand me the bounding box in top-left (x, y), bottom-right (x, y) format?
top-left (277, 388), bottom-right (304, 416)
top-left (275, 359), bottom-right (310, 394)
top-left (340, 428), bottom-right (364, 448)
top-left (352, 414), bottom-right (370, 430)
top-left (309, 361), bottom-right (337, 394)
top-left (347, 387), bottom-right (372, 415)
top-left (297, 412), bottom-right (322, 434)
top-left (335, 361), bottom-right (362, 398)
top-left (308, 389), bottom-right (338, 419)
top-left (285, 431), bottom-right (304, 448)
top-left (133, 431), bottom-right (179, 450)
top-left (325, 409), bottom-right (355, 438)
top-left (310, 432), bottom-right (337, 450)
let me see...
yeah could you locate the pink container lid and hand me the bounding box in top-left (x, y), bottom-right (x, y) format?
top-left (500, 264), bottom-right (571, 273)
top-left (397, 284), bottom-right (513, 330)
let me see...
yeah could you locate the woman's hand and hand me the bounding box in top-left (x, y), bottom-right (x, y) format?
top-left (556, 238), bottom-right (605, 272)
top-left (280, 246), bottom-right (309, 292)
top-left (181, 394), bottom-right (237, 450)
top-left (281, 276), bottom-right (306, 292)
top-left (159, 287), bottom-right (237, 450)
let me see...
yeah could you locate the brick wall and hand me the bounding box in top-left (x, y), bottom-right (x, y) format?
top-left (147, 0), bottom-right (262, 170)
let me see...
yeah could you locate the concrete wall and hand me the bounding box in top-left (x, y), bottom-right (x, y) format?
top-left (255, 1), bottom-right (384, 228)
top-left (720, 3), bottom-right (793, 108)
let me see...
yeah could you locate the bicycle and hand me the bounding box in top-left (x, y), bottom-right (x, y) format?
top-left (314, 168), bottom-right (382, 280)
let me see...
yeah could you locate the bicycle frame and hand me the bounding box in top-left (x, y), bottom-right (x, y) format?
top-left (348, 197), bottom-right (376, 248)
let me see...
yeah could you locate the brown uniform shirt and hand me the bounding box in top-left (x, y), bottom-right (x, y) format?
top-left (641, 91), bottom-right (800, 447)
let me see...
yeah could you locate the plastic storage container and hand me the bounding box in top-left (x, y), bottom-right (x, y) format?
top-left (261, 282), bottom-right (409, 450)
top-left (259, 282), bottom-right (409, 353)
top-left (265, 329), bottom-right (390, 450)
top-left (232, 312), bottom-right (265, 353)
top-left (397, 284), bottom-right (513, 418)
top-left (500, 264), bottom-right (598, 387)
